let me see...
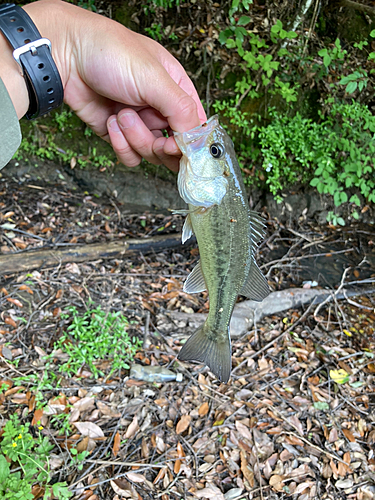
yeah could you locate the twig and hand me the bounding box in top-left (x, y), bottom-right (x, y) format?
top-left (314, 268), bottom-right (350, 320)
top-left (252, 428), bottom-right (264, 500)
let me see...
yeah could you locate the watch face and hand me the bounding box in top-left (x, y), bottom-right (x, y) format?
top-left (0, 78), bottom-right (22, 170)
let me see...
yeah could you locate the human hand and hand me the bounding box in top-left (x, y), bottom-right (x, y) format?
top-left (21, 0), bottom-right (206, 171)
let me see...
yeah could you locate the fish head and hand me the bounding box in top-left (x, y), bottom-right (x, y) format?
top-left (174, 115), bottom-right (233, 208)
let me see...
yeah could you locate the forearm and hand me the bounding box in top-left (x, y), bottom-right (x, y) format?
top-left (0, 33), bottom-right (29, 119)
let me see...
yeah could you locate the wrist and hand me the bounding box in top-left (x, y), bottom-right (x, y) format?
top-left (0, 32), bottom-right (29, 119)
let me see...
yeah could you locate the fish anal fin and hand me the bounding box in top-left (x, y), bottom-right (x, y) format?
top-left (183, 260), bottom-right (207, 293)
top-left (178, 325), bottom-right (231, 383)
top-left (182, 214), bottom-right (194, 244)
top-left (240, 261), bottom-right (270, 301)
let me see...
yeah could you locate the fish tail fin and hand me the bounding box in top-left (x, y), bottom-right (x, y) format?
top-left (178, 325), bottom-right (231, 383)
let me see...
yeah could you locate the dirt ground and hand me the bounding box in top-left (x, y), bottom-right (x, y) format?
top-left (0, 174), bottom-right (374, 500)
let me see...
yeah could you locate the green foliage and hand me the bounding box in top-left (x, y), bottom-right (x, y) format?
top-left (318, 39), bottom-right (347, 68)
top-left (145, 23), bottom-right (163, 41)
top-left (258, 101), bottom-right (375, 211)
top-left (214, 12), bottom-right (375, 223)
top-left (0, 415), bottom-right (72, 499)
top-left (14, 109), bottom-right (116, 170)
top-left (51, 304), bottom-right (142, 378)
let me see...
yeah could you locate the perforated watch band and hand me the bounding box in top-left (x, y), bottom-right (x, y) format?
top-left (0, 3), bottom-right (63, 119)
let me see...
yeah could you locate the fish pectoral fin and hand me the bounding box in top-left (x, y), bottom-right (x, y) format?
top-left (182, 214), bottom-right (194, 244)
top-left (183, 260), bottom-right (207, 293)
top-left (170, 209), bottom-right (191, 215)
top-left (240, 261), bottom-right (270, 301)
top-left (178, 325), bottom-right (231, 383)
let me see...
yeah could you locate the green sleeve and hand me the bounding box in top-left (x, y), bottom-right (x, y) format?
top-left (0, 77), bottom-right (22, 170)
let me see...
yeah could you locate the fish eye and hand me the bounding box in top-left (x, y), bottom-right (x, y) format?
top-left (210, 143), bottom-right (225, 159)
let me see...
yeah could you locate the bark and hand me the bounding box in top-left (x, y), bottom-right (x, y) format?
top-left (0, 233), bottom-right (187, 275)
top-left (341, 0), bottom-right (375, 14)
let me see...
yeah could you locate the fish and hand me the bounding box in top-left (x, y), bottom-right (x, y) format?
top-left (173, 115), bottom-right (270, 383)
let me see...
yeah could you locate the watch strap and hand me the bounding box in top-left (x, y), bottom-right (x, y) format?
top-left (0, 3), bottom-right (63, 119)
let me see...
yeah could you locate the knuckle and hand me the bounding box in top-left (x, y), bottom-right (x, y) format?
top-left (176, 94), bottom-right (197, 117)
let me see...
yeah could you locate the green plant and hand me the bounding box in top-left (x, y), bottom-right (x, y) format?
top-left (318, 39), bottom-right (347, 69)
top-left (0, 415), bottom-right (72, 499)
top-left (256, 101), bottom-right (375, 219)
top-left (51, 305), bottom-right (142, 378)
top-left (145, 23), bottom-right (163, 41)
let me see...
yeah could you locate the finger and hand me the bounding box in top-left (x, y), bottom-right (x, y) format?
top-left (164, 136), bottom-right (181, 156)
top-left (138, 108), bottom-right (169, 130)
top-left (117, 109), bottom-right (163, 165)
top-left (140, 66), bottom-right (203, 134)
top-left (175, 73), bottom-right (207, 124)
top-left (107, 115), bottom-right (142, 167)
top-left (153, 136), bottom-right (180, 172)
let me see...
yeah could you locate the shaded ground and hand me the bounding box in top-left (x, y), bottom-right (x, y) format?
top-left (0, 174), bottom-right (375, 500)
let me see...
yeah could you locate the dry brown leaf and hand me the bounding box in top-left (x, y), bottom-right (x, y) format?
top-left (235, 421), bottom-right (252, 442)
top-left (269, 474), bottom-right (284, 492)
top-left (73, 396), bottom-right (95, 412)
top-left (153, 467), bottom-right (166, 485)
top-left (74, 421), bottom-right (104, 438)
top-left (6, 297), bottom-right (23, 308)
top-left (125, 415), bottom-right (139, 439)
top-left (31, 408), bottom-right (44, 426)
top-left (97, 401), bottom-right (121, 418)
top-left (113, 431), bottom-right (121, 457)
top-left (193, 483), bottom-right (225, 499)
top-left (141, 437), bottom-right (149, 458)
top-left (240, 450), bottom-right (254, 488)
top-left (176, 415), bottom-right (191, 434)
top-left (342, 428), bottom-right (356, 442)
top-left (289, 415), bottom-right (304, 435)
top-left (126, 472), bottom-right (145, 483)
top-left (198, 402), bottom-right (209, 417)
top-left (110, 479), bottom-right (137, 499)
top-left (76, 436), bottom-right (90, 453)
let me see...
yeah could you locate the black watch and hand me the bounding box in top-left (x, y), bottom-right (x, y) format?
top-left (0, 3), bottom-right (64, 119)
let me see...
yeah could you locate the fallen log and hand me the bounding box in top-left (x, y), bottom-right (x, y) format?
top-left (0, 233), bottom-right (187, 275)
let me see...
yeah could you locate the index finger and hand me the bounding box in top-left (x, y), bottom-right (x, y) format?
top-left (141, 66), bottom-right (206, 133)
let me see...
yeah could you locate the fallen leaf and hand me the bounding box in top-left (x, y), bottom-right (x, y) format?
top-left (126, 472), bottom-right (145, 483)
top-left (193, 483), bottom-right (225, 499)
top-left (74, 422), bottom-right (104, 438)
top-left (330, 369), bottom-right (349, 384)
top-left (176, 415), bottom-right (191, 434)
top-left (198, 402), bottom-right (209, 417)
top-left (125, 415), bottom-right (139, 439)
top-left (113, 431), bottom-right (121, 457)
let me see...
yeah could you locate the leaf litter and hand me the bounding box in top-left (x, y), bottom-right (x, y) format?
top-left (0, 175), bottom-right (374, 499)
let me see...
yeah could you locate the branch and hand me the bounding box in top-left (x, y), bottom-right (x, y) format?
top-left (0, 233), bottom-right (187, 275)
top-left (341, 0), bottom-right (375, 14)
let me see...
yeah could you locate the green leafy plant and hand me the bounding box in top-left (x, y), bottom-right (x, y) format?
top-left (0, 415), bottom-right (72, 499)
top-left (51, 304), bottom-right (142, 378)
top-left (257, 101), bottom-right (375, 218)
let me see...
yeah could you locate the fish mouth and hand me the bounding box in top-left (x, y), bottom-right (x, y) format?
top-left (173, 115), bottom-right (219, 147)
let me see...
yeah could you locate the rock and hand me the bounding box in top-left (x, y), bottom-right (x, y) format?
top-left (161, 288), bottom-right (357, 339)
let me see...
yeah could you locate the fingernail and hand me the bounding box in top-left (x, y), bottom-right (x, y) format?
top-left (119, 112), bottom-right (135, 129)
top-left (108, 118), bottom-right (121, 133)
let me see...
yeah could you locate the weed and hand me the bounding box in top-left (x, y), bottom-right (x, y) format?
top-left (51, 304), bottom-right (142, 378)
top-left (0, 415), bottom-right (72, 499)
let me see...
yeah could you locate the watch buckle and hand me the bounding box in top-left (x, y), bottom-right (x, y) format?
top-left (13, 38), bottom-right (52, 77)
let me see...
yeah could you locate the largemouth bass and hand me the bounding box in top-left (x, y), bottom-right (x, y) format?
top-left (174, 115), bottom-right (270, 383)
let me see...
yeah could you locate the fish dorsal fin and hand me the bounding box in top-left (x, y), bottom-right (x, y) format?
top-left (249, 211), bottom-right (267, 247)
top-left (182, 214), bottom-right (194, 244)
top-left (183, 260), bottom-right (207, 294)
top-left (240, 261), bottom-right (270, 301)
